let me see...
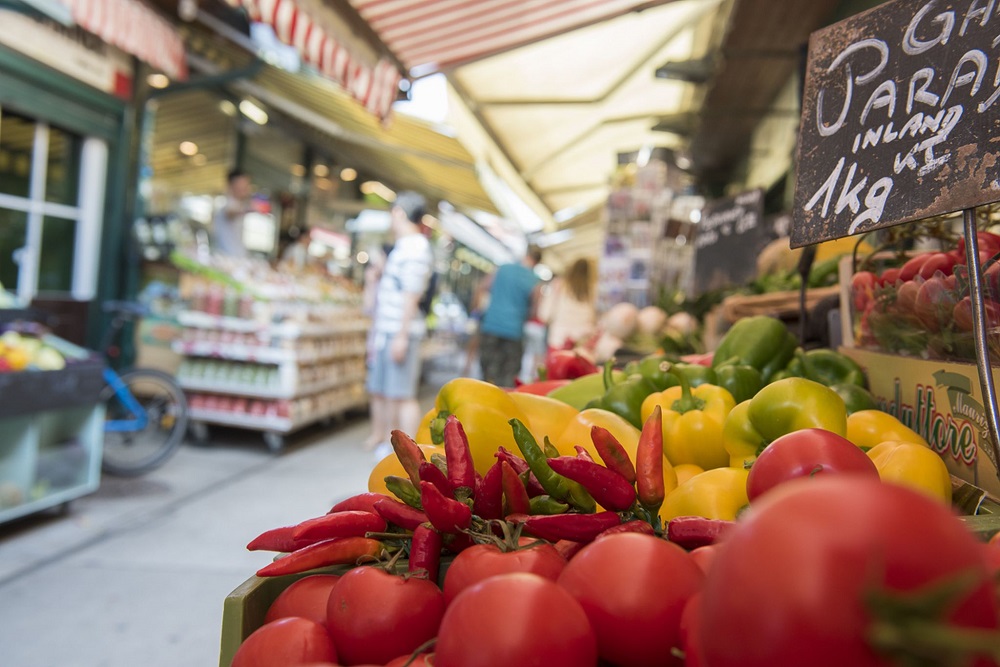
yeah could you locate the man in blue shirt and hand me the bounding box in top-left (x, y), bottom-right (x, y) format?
top-left (477, 247), bottom-right (543, 387)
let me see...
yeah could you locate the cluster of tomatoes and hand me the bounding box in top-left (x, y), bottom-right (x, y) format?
top-left (231, 470), bottom-right (1000, 667)
top-left (851, 232), bottom-right (1000, 358)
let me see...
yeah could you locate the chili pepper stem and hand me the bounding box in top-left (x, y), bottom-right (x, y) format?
top-left (400, 638), bottom-right (438, 667)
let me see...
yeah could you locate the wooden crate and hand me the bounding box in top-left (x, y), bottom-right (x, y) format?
top-left (720, 286), bottom-right (841, 324)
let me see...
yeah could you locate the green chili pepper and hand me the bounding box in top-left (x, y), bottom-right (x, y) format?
top-left (384, 475), bottom-right (423, 509)
top-left (509, 419), bottom-right (596, 513)
top-left (528, 494), bottom-right (570, 515)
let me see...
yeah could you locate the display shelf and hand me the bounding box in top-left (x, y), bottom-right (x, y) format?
top-left (188, 394), bottom-right (366, 434)
top-left (178, 374), bottom-right (364, 400)
top-left (177, 311), bottom-right (368, 338)
top-left (0, 403), bottom-right (104, 526)
top-left (172, 340), bottom-right (367, 365)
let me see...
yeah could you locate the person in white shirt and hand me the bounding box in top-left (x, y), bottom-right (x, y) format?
top-left (364, 192), bottom-right (433, 450)
top-left (212, 170), bottom-right (253, 258)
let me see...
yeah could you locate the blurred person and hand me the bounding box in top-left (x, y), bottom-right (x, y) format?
top-left (476, 247), bottom-right (543, 387)
top-left (538, 257), bottom-right (597, 350)
top-left (212, 170), bottom-right (254, 258)
top-left (364, 193), bottom-right (433, 450)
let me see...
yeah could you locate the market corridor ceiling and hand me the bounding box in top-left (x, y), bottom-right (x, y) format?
top-left (344, 0), bottom-right (845, 224)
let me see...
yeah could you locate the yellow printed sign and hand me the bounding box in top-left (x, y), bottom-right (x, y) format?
top-left (841, 347), bottom-right (1000, 500)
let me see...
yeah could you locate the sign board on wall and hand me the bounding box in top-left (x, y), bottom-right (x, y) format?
top-left (0, 10), bottom-right (132, 98)
top-left (692, 188), bottom-right (767, 295)
top-left (793, 0), bottom-right (1000, 248)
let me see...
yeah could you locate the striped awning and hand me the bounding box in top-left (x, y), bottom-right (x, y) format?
top-left (63, 0), bottom-right (188, 79)
top-left (345, 0), bottom-right (681, 76)
top-left (225, 0), bottom-right (401, 118)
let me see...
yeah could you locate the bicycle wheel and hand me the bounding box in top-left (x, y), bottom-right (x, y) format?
top-left (100, 368), bottom-right (189, 476)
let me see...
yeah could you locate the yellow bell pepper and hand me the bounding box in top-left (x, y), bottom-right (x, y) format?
top-left (661, 467), bottom-right (749, 521)
top-left (367, 444), bottom-right (445, 495)
top-left (415, 407), bottom-right (436, 444)
top-left (673, 463), bottom-right (704, 487)
top-left (508, 391), bottom-right (580, 446)
top-left (866, 440), bottom-right (952, 504)
top-left (429, 378), bottom-right (530, 474)
top-left (640, 379), bottom-right (735, 470)
top-left (847, 410), bottom-right (928, 450)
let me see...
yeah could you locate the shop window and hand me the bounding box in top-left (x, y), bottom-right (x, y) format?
top-left (38, 216), bottom-right (76, 292)
top-left (0, 209), bottom-right (27, 291)
top-left (0, 107), bottom-right (105, 301)
top-left (44, 127), bottom-right (82, 206)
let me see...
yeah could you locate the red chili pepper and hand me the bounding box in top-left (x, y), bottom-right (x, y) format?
top-left (573, 446), bottom-right (596, 463)
top-left (518, 470), bottom-right (548, 498)
top-left (292, 510), bottom-right (388, 542)
top-left (419, 461), bottom-right (455, 499)
top-left (419, 481), bottom-right (473, 534)
top-left (515, 511), bottom-right (621, 543)
top-left (501, 460), bottom-right (531, 516)
top-left (390, 429), bottom-right (426, 487)
top-left (590, 425), bottom-right (637, 485)
top-left (255, 536), bottom-right (383, 577)
top-left (596, 519), bottom-right (657, 540)
top-left (327, 492), bottom-right (391, 515)
top-left (553, 539), bottom-right (585, 560)
top-left (666, 516), bottom-right (736, 550)
top-left (495, 446), bottom-right (530, 476)
top-left (373, 498), bottom-right (430, 531)
top-left (636, 405), bottom-right (665, 516)
top-left (246, 525), bottom-right (317, 552)
top-left (546, 456), bottom-right (637, 512)
top-left (473, 460), bottom-right (504, 521)
top-left (898, 253), bottom-right (932, 282)
top-left (408, 524), bottom-right (443, 584)
top-left (443, 415), bottom-right (476, 498)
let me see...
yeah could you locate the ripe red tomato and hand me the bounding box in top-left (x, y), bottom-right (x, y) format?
top-left (384, 654), bottom-right (434, 666)
top-left (914, 275), bottom-right (959, 331)
top-left (264, 574), bottom-right (340, 626)
top-left (557, 533), bottom-right (704, 667)
top-left (745, 428), bottom-right (878, 502)
top-left (699, 476), bottom-right (999, 667)
top-left (678, 592), bottom-right (704, 667)
top-left (326, 566), bottom-right (444, 665)
top-left (688, 545), bottom-right (717, 575)
top-left (442, 539), bottom-right (566, 605)
top-left (231, 617), bottom-right (337, 667)
top-left (435, 573), bottom-right (597, 667)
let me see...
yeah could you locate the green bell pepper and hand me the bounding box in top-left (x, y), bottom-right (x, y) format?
top-left (830, 382), bottom-right (879, 414)
top-left (722, 377), bottom-right (848, 468)
top-left (712, 315), bottom-right (797, 384)
top-left (586, 363), bottom-right (657, 429)
top-left (548, 369), bottom-right (626, 410)
top-left (622, 354), bottom-right (676, 391)
top-left (773, 348), bottom-right (868, 388)
top-left (713, 364), bottom-right (764, 404)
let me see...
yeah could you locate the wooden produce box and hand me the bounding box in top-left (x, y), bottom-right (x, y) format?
top-left (719, 285), bottom-right (840, 324)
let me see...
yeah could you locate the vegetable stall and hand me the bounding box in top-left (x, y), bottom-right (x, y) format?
top-left (217, 0), bottom-right (1000, 665)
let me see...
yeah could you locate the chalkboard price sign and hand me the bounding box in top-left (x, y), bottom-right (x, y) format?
top-left (792, 0), bottom-right (1000, 248)
top-left (693, 188), bottom-right (767, 295)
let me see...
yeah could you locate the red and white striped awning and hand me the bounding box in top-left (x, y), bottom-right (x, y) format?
top-left (346, 0), bottom-right (680, 76)
top-left (226, 0), bottom-right (402, 119)
top-left (63, 0), bottom-right (188, 80)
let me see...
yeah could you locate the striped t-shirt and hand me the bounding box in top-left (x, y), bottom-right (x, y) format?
top-left (372, 233), bottom-right (433, 336)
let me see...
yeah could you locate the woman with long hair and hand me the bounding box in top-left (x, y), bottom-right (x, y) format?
top-left (538, 257), bottom-right (597, 350)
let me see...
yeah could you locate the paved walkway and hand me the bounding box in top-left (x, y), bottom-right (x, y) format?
top-left (0, 408), bottom-right (396, 667)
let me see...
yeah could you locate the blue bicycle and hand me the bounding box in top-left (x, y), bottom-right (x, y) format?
top-left (98, 302), bottom-right (188, 476)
